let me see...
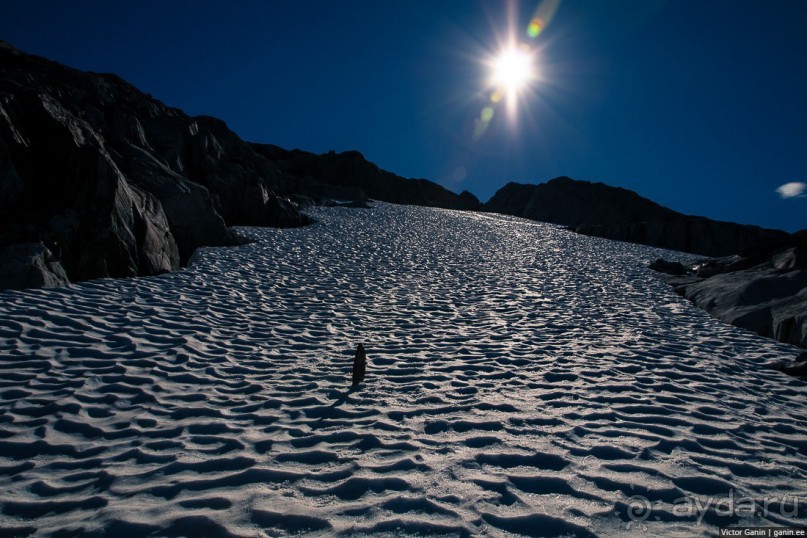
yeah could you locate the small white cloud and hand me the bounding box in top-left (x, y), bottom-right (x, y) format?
top-left (775, 182), bottom-right (807, 199)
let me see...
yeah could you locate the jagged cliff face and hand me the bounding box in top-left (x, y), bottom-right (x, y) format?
top-left (0, 42), bottom-right (479, 291)
top-left (0, 41), bottom-right (310, 288)
top-left (484, 177), bottom-right (787, 257)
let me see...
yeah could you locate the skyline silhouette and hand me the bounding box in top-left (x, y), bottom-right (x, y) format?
top-left (2, 0), bottom-right (805, 231)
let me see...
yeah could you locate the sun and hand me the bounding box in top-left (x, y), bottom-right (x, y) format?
top-left (490, 46), bottom-right (535, 97)
top-left (474, 40), bottom-right (539, 137)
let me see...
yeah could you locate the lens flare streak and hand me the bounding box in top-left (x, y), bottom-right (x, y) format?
top-left (473, 0), bottom-right (559, 140)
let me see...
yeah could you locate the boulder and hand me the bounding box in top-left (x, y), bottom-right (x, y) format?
top-left (770, 352), bottom-right (807, 377)
top-left (323, 199), bottom-right (372, 209)
top-left (0, 243), bottom-right (69, 290)
top-left (651, 239), bottom-right (807, 352)
top-left (648, 258), bottom-right (685, 276)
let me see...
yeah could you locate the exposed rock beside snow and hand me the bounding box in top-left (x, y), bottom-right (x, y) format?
top-left (0, 40), bottom-right (478, 292)
top-left (0, 242), bottom-right (69, 290)
top-left (651, 231), bottom-right (807, 356)
top-left (0, 40), bottom-right (296, 289)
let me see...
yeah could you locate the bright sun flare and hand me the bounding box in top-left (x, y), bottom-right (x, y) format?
top-left (491, 46), bottom-right (535, 95)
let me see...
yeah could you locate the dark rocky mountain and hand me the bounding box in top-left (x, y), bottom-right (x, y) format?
top-left (0, 41), bottom-right (476, 291)
top-left (484, 177), bottom-right (787, 257)
top-left (650, 230), bottom-right (807, 356)
top-left (1, 38), bottom-right (790, 296)
top-left (0, 40), bottom-right (302, 289)
top-left (251, 144), bottom-right (480, 211)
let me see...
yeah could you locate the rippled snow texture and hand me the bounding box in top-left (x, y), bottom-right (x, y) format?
top-left (0, 203), bottom-right (805, 537)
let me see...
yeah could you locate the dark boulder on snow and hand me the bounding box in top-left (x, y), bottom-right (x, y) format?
top-left (323, 199), bottom-right (372, 209)
top-left (650, 232), bottom-right (807, 354)
top-left (484, 177), bottom-right (786, 257)
top-left (0, 242), bottom-right (69, 290)
top-left (770, 352), bottom-right (807, 377)
top-left (648, 259), bottom-right (685, 276)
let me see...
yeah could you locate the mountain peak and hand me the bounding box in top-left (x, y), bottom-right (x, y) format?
top-left (484, 178), bottom-right (786, 256)
top-left (545, 175), bottom-right (581, 185)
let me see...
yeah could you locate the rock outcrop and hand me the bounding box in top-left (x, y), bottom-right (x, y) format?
top-left (0, 40), bottom-right (308, 289)
top-left (0, 243), bottom-right (69, 290)
top-left (650, 230), bottom-right (807, 352)
top-left (772, 352), bottom-right (807, 376)
top-left (484, 177), bottom-right (786, 257)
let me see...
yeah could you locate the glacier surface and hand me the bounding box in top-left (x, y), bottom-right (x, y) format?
top-left (0, 203), bottom-right (804, 536)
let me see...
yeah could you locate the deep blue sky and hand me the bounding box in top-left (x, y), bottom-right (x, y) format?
top-left (2, 1), bottom-right (805, 231)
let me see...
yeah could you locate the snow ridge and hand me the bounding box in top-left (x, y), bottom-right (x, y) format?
top-left (0, 203), bottom-right (804, 536)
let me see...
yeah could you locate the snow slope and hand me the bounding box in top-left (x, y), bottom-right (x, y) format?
top-left (0, 203), bottom-right (805, 537)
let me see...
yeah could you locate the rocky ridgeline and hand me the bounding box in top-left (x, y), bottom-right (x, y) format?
top-left (484, 177), bottom-right (786, 257)
top-left (649, 231), bottom-right (807, 354)
top-left (251, 144), bottom-right (480, 211)
top-left (0, 41), bottom-right (478, 291)
top-left (1, 38), bottom-right (796, 303)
